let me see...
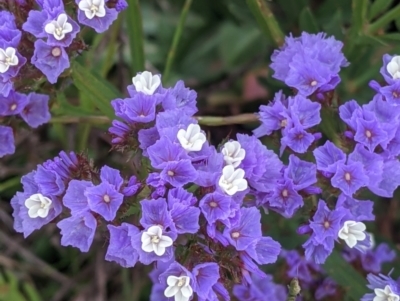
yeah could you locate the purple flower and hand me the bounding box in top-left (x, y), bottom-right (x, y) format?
top-left (57, 212), bottom-right (97, 252)
top-left (147, 137), bottom-right (189, 169)
top-left (106, 223), bottom-right (140, 268)
top-left (159, 262), bottom-right (194, 301)
top-left (336, 194), bottom-right (374, 222)
top-left (115, 0), bottom-right (128, 12)
top-left (281, 250), bottom-right (321, 285)
top-left (193, 147), bottom-right (224, 187)
top-left (139, 198), bottom-right (175, 232)
top-left (233, 274), bottom-right (286, 301)
top-left (122, 175), bottom-right (141, 196)
top-left (380, 81), bottom-right (400, 105)
top-left (313, 140), bottom-right (346, 174)
top-left (20, 92), bottom-right (51, 128)
top-left (162, 80), bottom-right (198, 116)
top-left (380, 54), bottom-right (400, 84)
top-left (224, 207), bottom-right (262, 251)
top-left (85, 182), bottom-right (124, 221)
top-left (289, 94), bottom-right (321, 128)
top-left (191, 263), bottom-right (220, 299)
top-left (331, 160), bottom-right (369, 196)
top-left (31, 40), bottom-right (69, 84)
top-left (281, 123), bottom-right (315, 154)
top-left (0, 90), bottom-right (28, 115)
top-left (362, 272), bottom-right (400, 301)
top-left (100, 165), bottom-right (123, 190)
top-left (303, 234), bottom-right (334, 264)
top-left (270, 32), bottom-right (348, 96)
top-left (112, 93), bottom-right (157, 123)
top-left (284, 155), bottom-right (317, 191)
top-left (315, 278), bottom-right (337, 300)
top-left (354, 118), bottom-right (388, 151)
top-left (76, 0), bottom-right (118, 33)
top-left (369, 158), bottom-right (400, 197)
top-left (0, 125), bottom-right (15, 157)
top-left (199, 192), bottom-right (231, 224)
top-left (268, 180), bottom-right (303, 218)
top-left (62, 180), bottom-right (93, 215)
top-left (169, 203), bottom-right (200, 234)
top-left (160, 160), bottom-right (198, 187)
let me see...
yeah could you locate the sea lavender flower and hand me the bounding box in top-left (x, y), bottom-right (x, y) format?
top-left (270, 32), bottom-right (348, 96)
top-left (315, 278), bottom-right (337, 300)
top-left (0, 125), bottom-right (15, 157)
top-left (362, 272), bottom-right (400, 301)
top-left (233, 274), bottom-right (286, 301)
top-left (76, 0), bottom-right (118, 33)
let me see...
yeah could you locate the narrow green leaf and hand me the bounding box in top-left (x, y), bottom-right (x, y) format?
top-left (351, 0), bottom-right (369, 34)
top-left (299, 7), bottom-right (319, 33)
top-left (126, 0), bottom-right (145, 75)
top-left (163, 0), bottom-right (193, 85)
top-left (368, 4), bottom-right (400, 34)
top-left (71, 61), bottom-right (121, 120)
top-left (368, 0), bottom-right (394, 20)
top-left (246, 0), bottom-right (285, 47)
top-left (324, 250), bottom-right (368, 300)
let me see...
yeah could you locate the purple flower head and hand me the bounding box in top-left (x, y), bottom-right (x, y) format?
top-left (0, 24), bottom-right (21, 48)
top-left (309, 200), bottom-right (346, 240)
top-left (303, 234), bottom-right (334, 264)
top-left (336, 194), bottom-right (374, 222)
top-left (0, 125), bottom-right (15, 157)
top-left (339, 100), bottom-right (363, 130)
top-left (34, 164), bottom-right (65, 196)
top-left (349, 144), bottom-right (383, 186)
top-left (160, 160), bottom-right (198, 187)
top-left (0, 90), bottom-right (28, 116)
top-left (159, 262), bottom-right (194, 301)
top-left (20, 92), bottom-right (51, 128)
top-left (281, 250), bottom-right (321, 284)
top-left (100, 165), bottom-right (123, 190)
top-left (244, 236), bottom-right (281, 266)
top-left (147, 137), bottom-right (190, 169)
top-left (233, 274), bottom-right (286, 301)
top-left (288, 94), bottom-right (321, 128)
top-left (200, 192), bottom-right (232, 224)
top-left (62, 179), bottom-right (93, 215)
top-left (0, 11), bottom-right (17, 30)
top-left (162, 80), bottom-right (198, 116)
top-left (362, 272), bottom-right (400, 301)
top-left (313, 140), bottom-right (346, 174)
top-left (193, 147), bottom-right (224, 187)
top-left (0, 46), bottom-right (27, 87)
top-left (360, 243), bottom-right (396, 273)
top-left (268, 180), bottom-right (303, 218)
top-left (169, 202), bottom-right (200, 234)
top-left (253, 91), bottom-right (289, 137)
top-left (271, 32), bottom-right (348, 96)
top-left (11, 191), bottom-right (62, 238)
top-left (139, 198), bottom-right (175, 232)
top-left (31, 40), bottom-right (69, 84)
top-left (156, 109), bottom-right (195, 141)
top-left (380, 81), bottom-right (400, 105)
top-left (76, 0), bottom-right (118, 33)
top-left (106, 223), bottom-right (140, 268)
top-left (284, 155), bottom-right (317, 191)
top-left (223, 207), bottom-right (262, 251)
top-left (281, 123), bottom-right (315, 154)
top-left (331, 160), bottom-right (369, 196)
top-left (354, 118), bottom-right (388, 151)
top-left (85, 182), bottom-right (124, 221)
top-left (167, 187), bottom-right (197, 208)
top-left (191, 263), bottom-right (220, 299)
top-left (122, 175), bottom-right (140, 196)
top-left (115, 0), bottom-right (128, 12)
top-left (112, 93), bottom-right (157, 124)
top-left (45, 13), bottom-right (80, 47)
top-left (57, 212), bottom-right (97, 252)
top-left (369, 158), bottom-right (400, 197)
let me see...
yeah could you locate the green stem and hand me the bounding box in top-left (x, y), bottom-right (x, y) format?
top-left (126, 0), bottom-right (145, 75)
top-left (196, 113), bottom-right (259, 126)
top-left (163, 0), bottom-right (193, 84)
top-left (246, 0), bottom-right (285, 47)
top-left (0, 177), bottom-right (21, 193)
top-left (367, 4), bottom-right (400, 34)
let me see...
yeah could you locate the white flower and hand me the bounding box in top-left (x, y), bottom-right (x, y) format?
top-left (374, 285), bottom-right (400, 301)
top-left (387, 56), bottom-right (400, 80)
top-left (221, 141), bottom-right (246, 167)
top-left (0, 47), bottom-right (18, 73)
top-left (218, 165), bottom-right (248, 195)
top-left (177, 124), bottom-right (206, 152)
top-left (78, 0), bottom-right (106, 19)
top-left (164, 275), bottom-right (193, 301)
top-left (141, 225), bottom-right (173, 256)
top-left (132, 71), bottom-right (161, 95)
top-left (24, 193), bottom-right (52, 218)
top-left (338, 220), bottom-right (366, 248)
top-left (44, 14), bottom-right (73, 41)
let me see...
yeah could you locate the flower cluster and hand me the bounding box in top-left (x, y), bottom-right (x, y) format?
top-left (0, 0), bottom-right (127, 157)
top-left (362, 272), bottom-right (400, 301)
top-left (10, 31), bottom-right (400, 300)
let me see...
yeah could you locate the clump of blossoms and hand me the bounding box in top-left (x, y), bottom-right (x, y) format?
top-left (0, 0), bottom-right (127, 157)
top-left (10, 32), bottom-right (400, 300)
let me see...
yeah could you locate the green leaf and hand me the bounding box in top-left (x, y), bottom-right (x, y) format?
top-left (368, 0), bottom-right (394, 20)
top-left (71, 61), bottom-right (121, 120)
top-left (126, 0), bottom-right (145, 75)
top-left (324, 250), bottom-right (368, 300)
top-left (351, 0), bottom-right (369, 35)
top-left (299, 7), bottom-right (319, 33)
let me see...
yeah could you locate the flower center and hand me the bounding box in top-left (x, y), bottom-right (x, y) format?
top-left (281, 189), bottom-right (289, 198)
top-left (90, 4), bottom-right (98, 13)
top-left (151, 235), bottom-right (160, 243)
top-left (365, 130), bottom-right (372, 138)
top-left (55, 27), bottom-right (63, 37)
top-left (310, 80), bottom-right (317, 86)
top-left (167, 170), bottom-right (175, 176)
top-left (393, 92), bottom-right (399, 98)
top-left (103, 194), bottom-right (111, 203)
top-left (324, 220), bottom-right (330, 229)
top-left (10, 104), bottom-right (17, 111)
top-left (280, 119), bottom-right (287, 128)
top-left (231, 231), bottom-right (240, 238)
top-left (209, 201), bottom-right (217, 208)
top-left (177, 278), bottom-right (185, 287)
top-left (344, 172), bottom-right (351, 182)
top-left (51, 47), bottom-right (62, 57)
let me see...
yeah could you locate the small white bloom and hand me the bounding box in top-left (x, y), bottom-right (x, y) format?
top-left (0, 47), bottom-right (18, 73)
top-left (44, 13), bottom-right (73, 41)
top-left (338, 220), bottom-right (366, 248)
top-left (221, 141), bottom-right (246, 168)
top-left (141, 225), bottom-right (173, 256)
top-left (78, 0), bottom-right (106, 19)
top-left (177, 124), bottom-right (206, 152)
top-left (164, 275), bottom-right (193, 301)
top-left (132, 71), bottom-right (161, 95)
top-left (218, 165), bottom-right (248, 195)
top-left (374, 285), bottom-right (400, 301)
top-left (387, 56), bottom-right (400, 80)
top-left (25, 193), bottom-right (52, 218)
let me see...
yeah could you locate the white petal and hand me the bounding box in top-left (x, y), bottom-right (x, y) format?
top-left (37, 208), bottom-right (49, 218)
top-left (147, 225), bottom-right (162, 236)
top-left (225, 186), bottom-right (238, 196)
top-left (141, 232), bottom-right (150, 243)
top-left (141, 241), bottom-right (154, 253)
top-left (93, 0), bottom-right (102, 5)
top-left (387, 61), bottom-right (399, 77)
top-left (233, 178), bottom-right (248, 191)
top-left (0, 49), bottom-right (6, 61)
top-left (164, 285), bottom-right (179, 298)
top-left (78, 0), bottom-right (91, 10)
top-left (352, 231), bottom-right (366, 241)
top-left (186, 124), bottom-right (200, 138)
top-left (0, 63), bottom-right (8, 73)
top-left (338, 230), bottom-right (349, 240)
top-left (158, 235), bottom-right (173, 248)
top-left (345, 235), bottom-right (357, 248)
top-left (44, 23), bottom-right (56, 34)
top-left (63, 22), bottom-right (73, 34)
top-left (96, 6), bottom-right (106, 17)
top-left (175, 291), bottom-right (189, 301)
top-left (57, 14), bottom-right (68, 27)
top-left (180, 285), bottom-right (193, 298)
top-left (5, 47), bottom-right (16, 58)
top-left (167, 276), bottom-right (179, 287)
top-left (351, 222), bottom-right (366, 231)
top-left (153, 243), bottom-right (165, 256)
top-left (222, 165), bottom-right (235, 178)
top-left (231, 168), bottom-right (245, 182)
top-left (374, 288), bottom-right (386, 297)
